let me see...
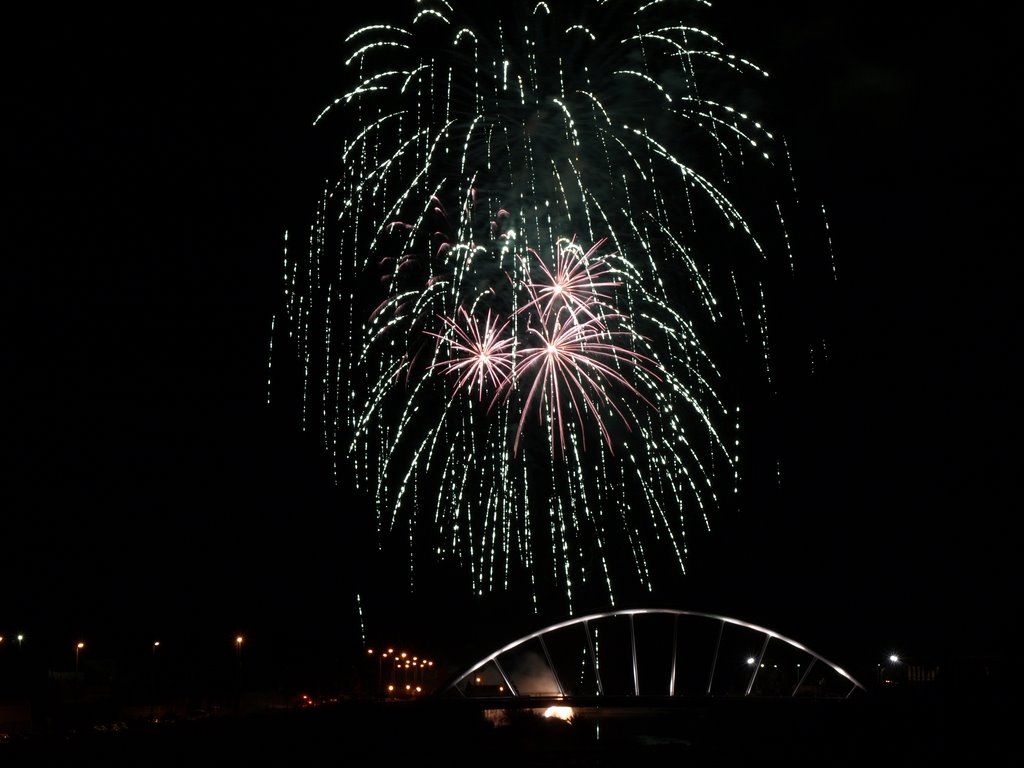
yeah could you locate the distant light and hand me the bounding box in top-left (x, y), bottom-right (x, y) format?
top-left (543, 706), bottom-right (574, 722)
top-left (77, 642), bottom-right (85, 650)
top-left (746, 657), bottom-right (755, 665)
top-left (889, 654), bottom-right (899, 663)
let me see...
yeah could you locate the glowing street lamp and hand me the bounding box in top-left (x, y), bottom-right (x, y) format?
top-left (877, 652), bottom-right (904, 686)
top-left (368, 647), bottom-right (387, 694)
top-left (75, 642), bottom-right (85, 673)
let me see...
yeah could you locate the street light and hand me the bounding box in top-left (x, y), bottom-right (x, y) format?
top-left (878, 652), bottom-right (903, 685)
top-left (75, 642), bottom-right (85, 673)
top-left (233, 636), bottom-right (245, 710)
top-left (151, 641), bottom-right (162, 720)
top-left (378, 650), bottom-right (393, 696)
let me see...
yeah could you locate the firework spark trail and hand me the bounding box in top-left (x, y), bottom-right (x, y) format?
top-left (272, 0), bottom-right (825, 614)
top-left (427, 307), bottom-right (515, 401)
top-left (495, 304), bottom-right (661, 456)
top-left (518, 237), bottom-right (622, 324)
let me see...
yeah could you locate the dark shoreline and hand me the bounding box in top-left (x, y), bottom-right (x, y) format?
top-left (4, 686), bottom-right (1004, 766)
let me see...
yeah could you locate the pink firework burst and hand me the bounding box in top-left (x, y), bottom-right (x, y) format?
top-left (428, 306), bottom-right (515, 401)
top-left (519, 236), bottom-right (622, 325)
top-left (495, 301), bottom-right (660, 457)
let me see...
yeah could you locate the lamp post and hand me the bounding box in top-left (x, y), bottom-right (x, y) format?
top-left (380, 650), bottom-right (392, 697)
top-left (75, 642), bottom-right (85, 673)
top-left (234, 636), bottom-right (244, 711)
top-left (878, 652), bottom-right (903, 686)
top-left (151, 641), bottom-right (161, 720)
top-left (376, 649), bottom-right (394, 695)
top-left (368, 648), bottom-right (389, 697)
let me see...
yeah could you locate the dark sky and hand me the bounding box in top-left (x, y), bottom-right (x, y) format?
top-left (4, 2), bottom-right (1017, 677)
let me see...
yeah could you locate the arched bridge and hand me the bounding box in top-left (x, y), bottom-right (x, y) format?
top-left (441, 608), bottom-right (864, 703)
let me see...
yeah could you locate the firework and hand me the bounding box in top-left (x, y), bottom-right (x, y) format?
top-left (495, 300), bottom-right (661, 457)
top-left (427, 307), bottom-right (515, 402)
top-left (517, 237), bottom-right (621, 324)
top-left (271, 0), bottom-right (816, 613)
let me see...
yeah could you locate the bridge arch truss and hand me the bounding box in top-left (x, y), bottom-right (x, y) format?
top-left (442, 608), bottom-right (863, 702)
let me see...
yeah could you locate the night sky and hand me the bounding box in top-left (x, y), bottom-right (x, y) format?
top-left (4, 2), bottom-right (1017, 679)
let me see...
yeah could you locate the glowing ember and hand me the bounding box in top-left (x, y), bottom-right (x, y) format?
top-left (542, 706), bottom-right (574, 722)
